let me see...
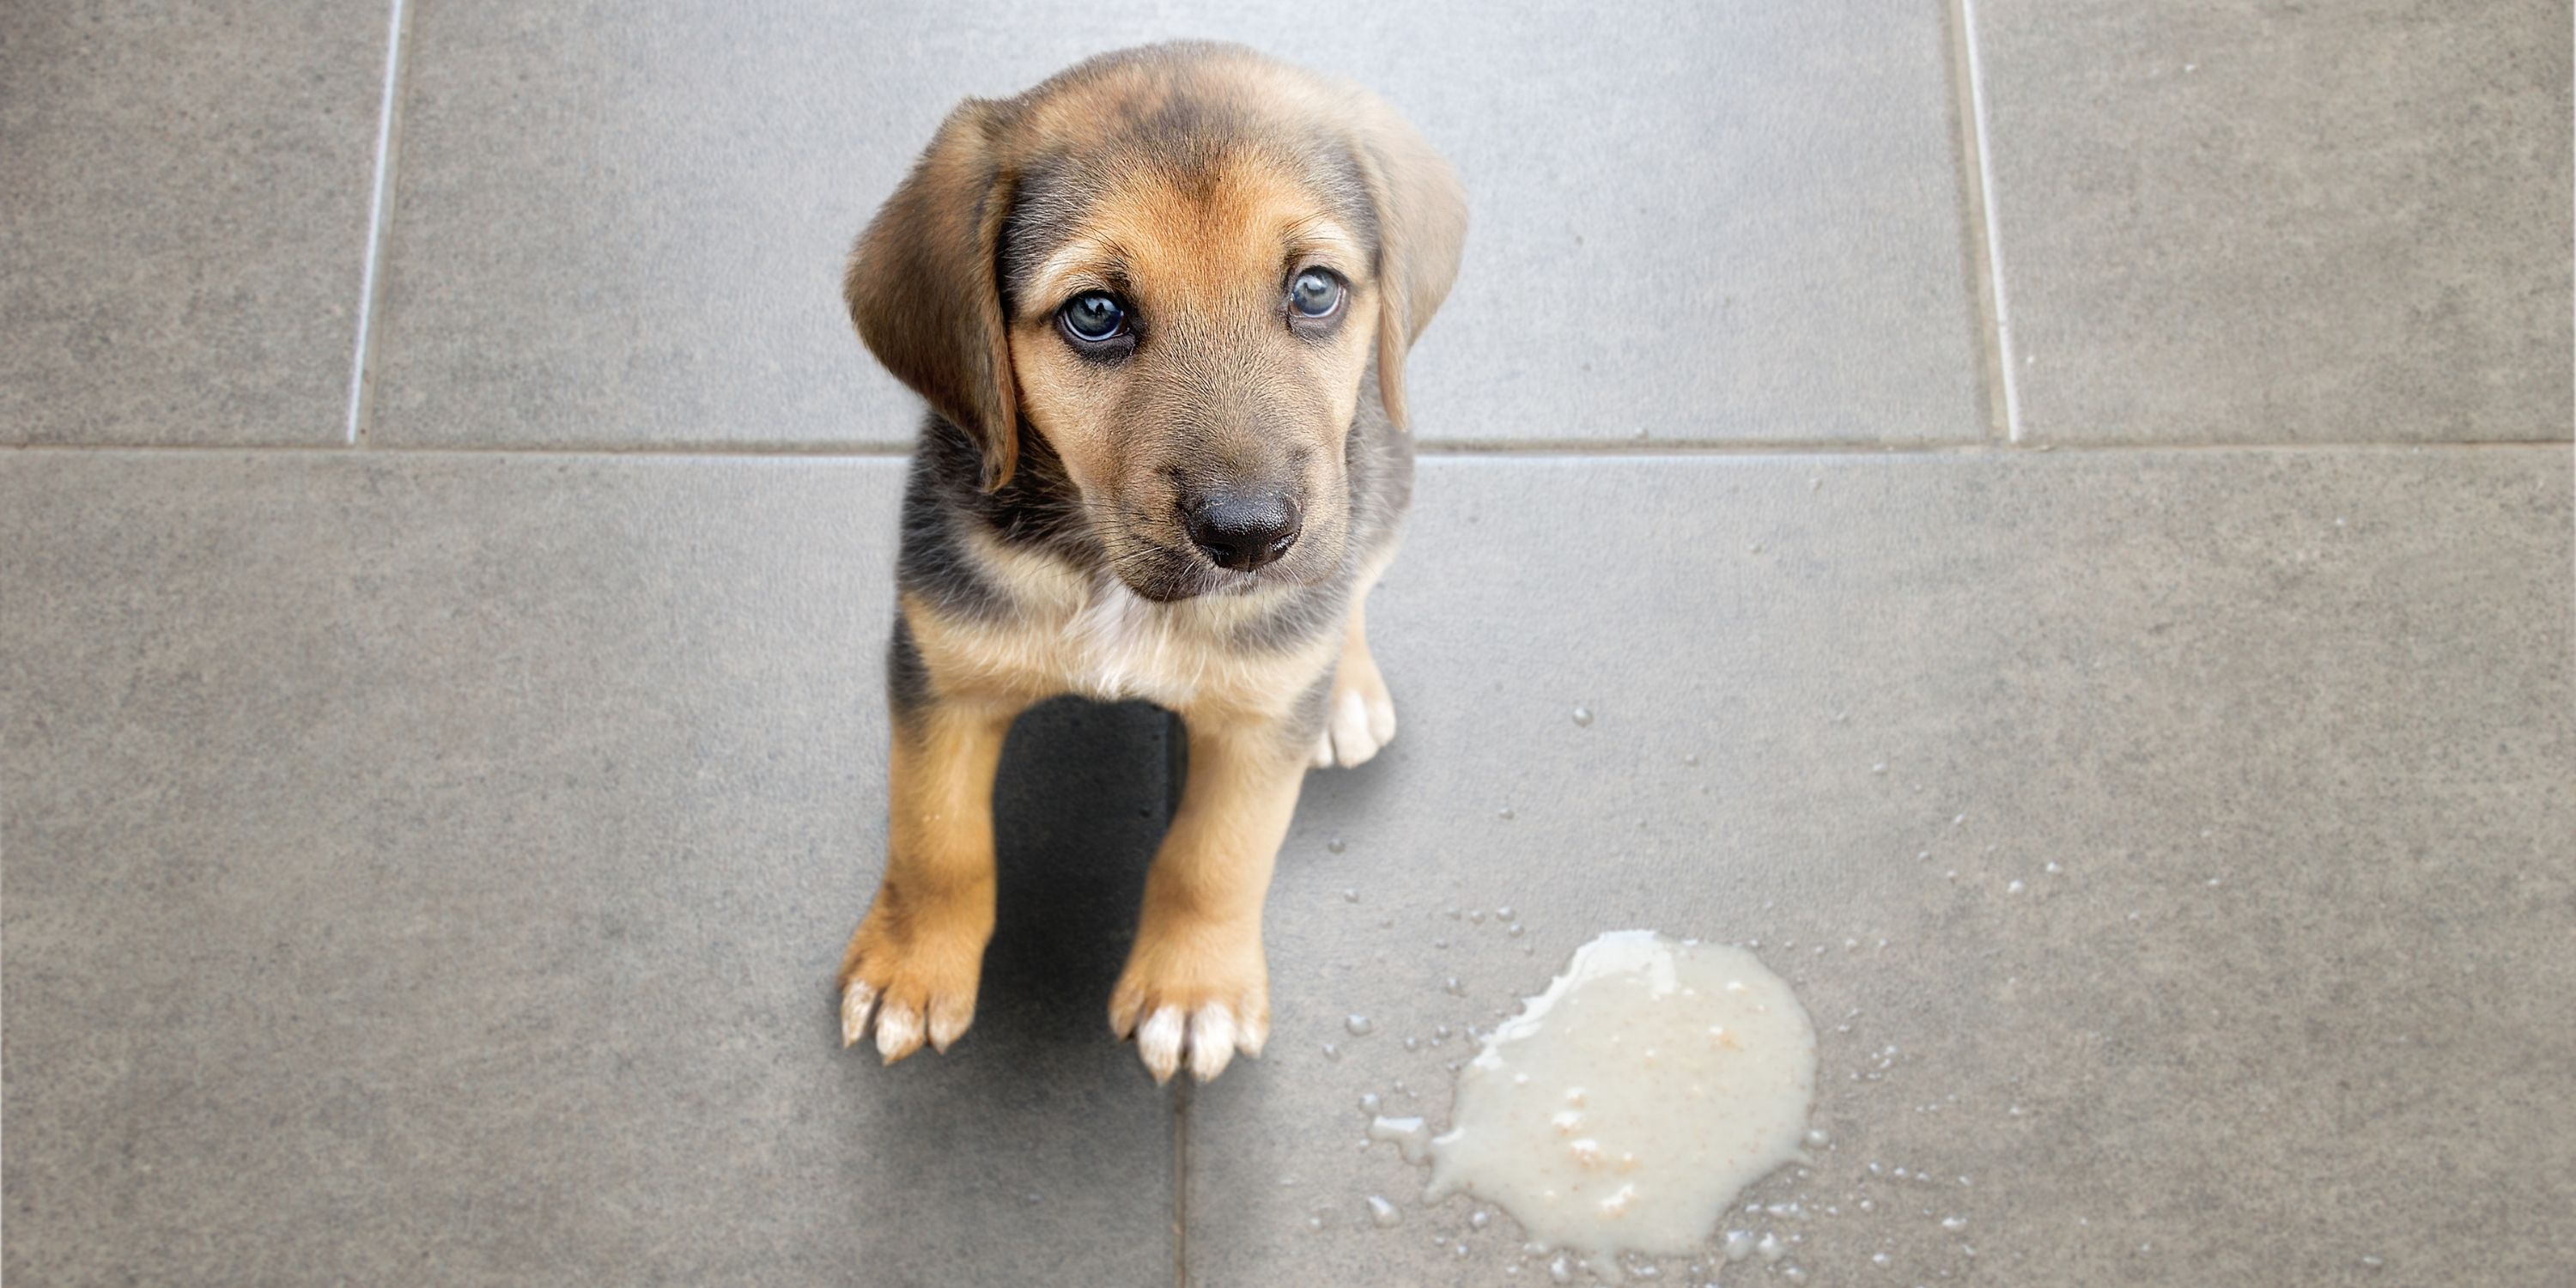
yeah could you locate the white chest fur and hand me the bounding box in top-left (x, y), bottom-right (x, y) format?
top-left (1062, 578), bottom-right (1208, 706)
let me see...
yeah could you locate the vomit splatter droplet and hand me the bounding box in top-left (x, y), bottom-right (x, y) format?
top-left (1366, 1194), bottom-right (1402, 1227)
top-left (1572, 706), bottom-right (1595, 727)
top-left (1346, 1015), bottom-right (1375, 1036)
top-left (1368, 1115), bottom-right (1433, 1164)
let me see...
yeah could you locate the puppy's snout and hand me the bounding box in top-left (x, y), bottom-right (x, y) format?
top-left (1183, 491), bottom-right (1302, 572)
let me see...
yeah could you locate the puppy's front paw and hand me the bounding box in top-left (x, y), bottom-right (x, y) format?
top-left (837, 900), bottom-right (986, 1065)
top-left (1109, 924), bottom-right (1270, 1084)
top-left (1311, 648), bottom-right (1397, 769)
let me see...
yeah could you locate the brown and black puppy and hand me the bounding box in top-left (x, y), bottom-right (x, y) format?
top-left (834, 43), bottom-right (1465, 1084)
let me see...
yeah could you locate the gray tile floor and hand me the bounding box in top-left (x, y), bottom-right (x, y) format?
top-left (2, 3), bottom-right (2568, 1285)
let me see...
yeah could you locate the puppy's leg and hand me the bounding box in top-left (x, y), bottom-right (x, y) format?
top-left (839, 695), bottom-right (1017, 1063)
top-left (1111, 711), bottom-right (1311, 1083)
top-left (1312, 594), bottom-right (1398, 769)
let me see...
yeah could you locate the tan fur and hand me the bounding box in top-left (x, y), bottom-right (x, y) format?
top-left (837, 696), bottom-right (1020, 1062)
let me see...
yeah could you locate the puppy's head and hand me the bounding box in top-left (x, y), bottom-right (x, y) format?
top-left (847, 43), bottom-right (1466, 601)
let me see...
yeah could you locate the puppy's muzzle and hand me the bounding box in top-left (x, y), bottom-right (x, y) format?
top-left (1183, 490), bottom-right (1303, 572)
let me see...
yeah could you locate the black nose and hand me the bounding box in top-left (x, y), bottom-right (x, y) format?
top-left (1184, 492), bottom-right (1302, 571)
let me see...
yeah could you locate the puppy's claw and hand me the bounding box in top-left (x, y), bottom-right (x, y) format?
top-left (1138, 1005), bottom-right (1187, 1085)
top-left (1108, 993), bottom-right (1144, 1041)
top-left (927, 997), bottom-right (974, 1054)
top-left (840, 982), bottom-right (878, 1048)
top-left (874, 1002), bottom-right (925, 1065)
top-left (1189, 1004), bottom-right (1238, 1083)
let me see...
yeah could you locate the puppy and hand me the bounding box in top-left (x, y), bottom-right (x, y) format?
top-left (835, 42), bottom-right (1465, 1084)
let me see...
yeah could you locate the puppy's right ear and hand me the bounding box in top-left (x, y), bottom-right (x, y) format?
top-left (846, 100), bottom-right (1020, 490)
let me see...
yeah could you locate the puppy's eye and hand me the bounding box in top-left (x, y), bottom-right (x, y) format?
top-left (1288, 269), bottom-right (1344, 319)
top-left (1059, 292), bottom-right (1129, 345)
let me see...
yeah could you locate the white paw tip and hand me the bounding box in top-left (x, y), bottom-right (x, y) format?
top-left (1189, 1004), bottom-right (1238, 1083)
top-left (840, 982), bottom-right (877, 1048)
top-left (1327, 690), bottom-right (1388, 768)
top-left (1312, 737), bottom-right (1335, 769)
top-left (928, 1004), bottom-right (971, 1054)
top-left (1138, 1005), bottom-right (1187, 1084)
top-left (874, 1003), bottom-right (923, 1064)
top-left (1236, 1011), bottom-right (1270, 1057)
top-left (1367, 698), bottom-right (1397, 744)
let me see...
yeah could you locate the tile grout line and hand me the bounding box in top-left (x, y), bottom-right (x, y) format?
top-left (1945, 0), bottom-right (2024, 444)
top-left (341, 0), bottom-right (415, 447)
top-left (1165, 715), bottom-right (1192, 1288)
top-left (6, 439), bottom-right (2568, 459)
top-left (1172, 1078), bottom-right (1192, 1286)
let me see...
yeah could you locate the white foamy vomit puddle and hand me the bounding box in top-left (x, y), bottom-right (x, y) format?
top-left (1421, 930), bottom-right (1816, 1275)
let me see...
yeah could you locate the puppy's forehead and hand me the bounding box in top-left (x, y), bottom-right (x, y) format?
top-left (997, 58), bottom-right (1377, 310)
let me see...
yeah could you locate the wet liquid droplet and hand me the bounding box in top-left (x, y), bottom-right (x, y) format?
top-left (1368, 1115), bottom-right (1433, 1163)
top-left (1367, 1194), bottom-right (1402, 1227)
top-left (1327, 837), bottom-right (1347, 854)
top-left (1572, 706), bottom-right (1595, 727)
top-left (1346, 1015), bottom-right (1375, 1036)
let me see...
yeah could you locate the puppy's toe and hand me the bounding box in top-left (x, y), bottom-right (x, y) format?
top-left (1188, 1003), bottom-right (1240, 1082)
top-left (840, 981), bottom-right (878, 1048)
top-left (1137, 1005), bottom-right (1188, 1084)
top-left (873, 999), bottom-right (925, 1064)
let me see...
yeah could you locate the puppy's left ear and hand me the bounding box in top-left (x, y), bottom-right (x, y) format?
top-left (1351, 100), bottom-right (1467, 432)
top-left (846, 100), bottom-right (1022, 489)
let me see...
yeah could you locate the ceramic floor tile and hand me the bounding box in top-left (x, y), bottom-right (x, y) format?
top-left (1975, 0), bottom-right (2573, 443)
top-left (0, 2), bottom-right (388, 445)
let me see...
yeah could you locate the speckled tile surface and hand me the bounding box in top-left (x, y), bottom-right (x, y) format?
top-left (1976, 0), bottom-right (2573, 443)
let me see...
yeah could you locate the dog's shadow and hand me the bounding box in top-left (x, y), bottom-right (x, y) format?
top-left (846, 698), bottom-right (1176, 1227)
top-left (976, 696), bottom-right (1172, 1045)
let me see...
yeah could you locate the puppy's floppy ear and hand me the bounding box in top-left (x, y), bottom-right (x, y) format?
top-left (1349, 100), bottom-right (1467, 432)
top-left (846, 100), bottom-right (1020, 489)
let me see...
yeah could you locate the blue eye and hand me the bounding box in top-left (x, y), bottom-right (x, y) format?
top-left (1289, 270), bottom-right (1343, 319)
top-left (1059, 292), bottom-right (1127, 344)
